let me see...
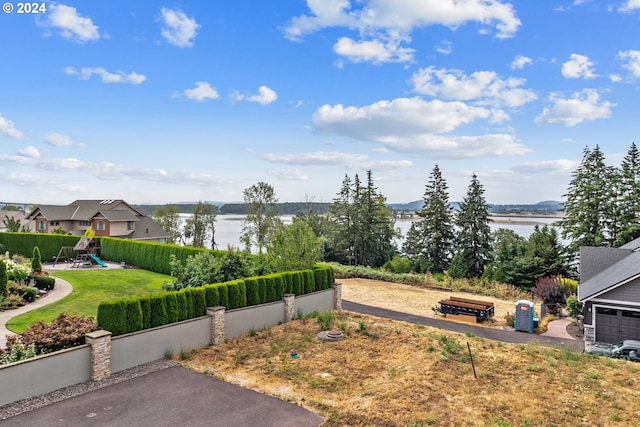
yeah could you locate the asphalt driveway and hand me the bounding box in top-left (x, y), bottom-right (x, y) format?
top-left (1, 367), bottom-right (324, 427)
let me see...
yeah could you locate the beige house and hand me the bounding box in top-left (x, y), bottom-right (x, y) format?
top-left (26, 200), bottom-right (169, 243)
top-left (0, 210), bottom-right (27, 232)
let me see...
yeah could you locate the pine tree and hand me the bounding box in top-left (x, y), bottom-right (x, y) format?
top-left (614, 142), bottom-right (640, 246)
top-left (524, 225), bottom-right (568, 286)
top-left (328, 174), bottom-right (356, 265)
top-left (559, 145), bottom-right (613, 255)
top-left (408, 165), bottom-right (454, 273)
top-left (455, 173), bottom-right (493, 278)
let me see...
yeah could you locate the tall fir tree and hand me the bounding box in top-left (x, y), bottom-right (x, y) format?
top-left (524, 225), bottom-right (568, 286)
top-left (559, 145), bottom-right (613, 255)
top-left (614, 142), bottom-right (640, 246)
top-left (407, 164), bottom-right (454, 273)
top-left (455, 173), bottom-right (493, 278)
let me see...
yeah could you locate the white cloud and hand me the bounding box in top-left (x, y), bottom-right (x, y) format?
top-left (44, 4), bottom-right (100, 43)
top-left (620, 0), bottom-right (640, 12)
top-left (19, 146), bottom-right (40, 158)
top-left (312, 97), bottom-right (530, 158)
top-left (435, 40), bottom-right (453, 55)
top-left (65, 67), bottom-right (146, 84)
top-left (283, 0), bottom-right (520, 63)
top-left (182, 82), bottom-right (219, 101)
top-left (511, 159), bottom-right (579, 175)
top-left (0, 113), bottom-right (26, 140)
top-left (44, 132), bottom-right (83, 147)
top-left (246, 86), bottom-right (278, 105)
top-left (269, 169), bottom-right (309, 181)
top-left (511, 55), bottom-right (532, 70)
top-left (610, 74), bottom-right (622, 82)
top-left (618, 50), bottom-right (640, 77)
top-left (333, 36), bottom-right (414, 63)
top-left (561, 53), bottom-right (598, 79)
top-left (411, 67), bottom-right (537, 108)
top-left (160, 8), bottom-right (200, 48)
top-left (262, 151), bottom-right (368, 165)
top-left (534, 89), bottom-right (615, 127)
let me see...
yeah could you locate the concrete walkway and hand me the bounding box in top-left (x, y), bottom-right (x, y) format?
top-left (541, 317), bottom-right (576, 340)
top-left (0, 277), bottom-right (73, 349)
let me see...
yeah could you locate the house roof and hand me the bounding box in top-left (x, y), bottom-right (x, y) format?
top-left (27, 200), bottom-right (144, 221)
top-left (579, 247), bottom-right (640, 301)
top-left (113, 216), bottom-right (168, 240)
top-left (93, 210), bottom-right (139, 222)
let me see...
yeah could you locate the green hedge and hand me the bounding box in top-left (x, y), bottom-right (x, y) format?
top-left (99, 237), bottom-right (226, 274)
top-left (97, 299), bottom-right (127, 336)
top-left (30, 274), bottom-right (56, 291)
top-left (0, 233), bottom-right (81, 261)
top-left (97, 265), bottom-right (337, 335)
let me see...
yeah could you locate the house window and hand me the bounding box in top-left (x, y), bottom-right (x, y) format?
top-left (37, 220), bottom-right (46, 231)
top-left (79, 221), bottom-right (91, 226)
top-left (51, 221), bottom-right (60, 226)
top-left (96, 221), bottom-right (106, 231)
top-left (127, 221), bottom-right (135, 231)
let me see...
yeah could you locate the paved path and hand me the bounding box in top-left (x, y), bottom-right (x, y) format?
top-left (0, 277), bottom-right (73, 348)
top-left (343, 300), bottom-right (584, 352)
top-left (541, 316), bottom-right (576, 340)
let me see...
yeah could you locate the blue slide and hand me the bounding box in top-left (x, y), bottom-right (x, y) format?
top-left (89, 254), bottom-right (108, 268)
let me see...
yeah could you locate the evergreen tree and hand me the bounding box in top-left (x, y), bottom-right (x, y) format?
top-left (241, 182), bottom-right (280, 254)
top-left (559, 145), bottom-right (613, 255)
top-left (327, 171), bottom-right (396, 267)
top-left (490, 228), bottom-right (529, 287)
top-left (524, 225), bottom-right (568, 286)
top-left (455, 173), bottom-right (493, 278)
top-left (408, 165), bottom-right (454, 273)
top-left (327, 174), bottom-right (356, 265)
top-left (614, 142), bottom-right (640, 246)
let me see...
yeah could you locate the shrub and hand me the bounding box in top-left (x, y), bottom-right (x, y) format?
top-left (30, 274), bottom-right (55, 291)
top-left (191, 287), bottom-right (206, 317)
top-left (204, 284), bottom-right (220, 307)
top-left (0, 293), bottom-right (26, 309)
top-left (97, 299), bottom-right (127, 335)
top-left (244, 277), bottom-right (260, 306)
top-left (31, 246), bottom-right (42, 274)
top-left (302, 270), bottom-right (315, 294)
top-left (164, 292), bottom-right (179, 323)
top-left (216, 283), bottom-right (229, 308)
top-left (149, 294), bottom-right (168, 328)
top-left (226, 280), bottom-right (245, 309)
top-left (17, 313), bottom-right (98, 354)
top-left (0, 337), bottom-right (37, 365)
top-left (0, 260), bottom-right (7, 295)
top-left (175, 290), bottom-right (189, 321)
top-left (140, 296), bottom-right (151, 329)
top-left (317, 311), bottom-right (334, 331)
top-left (124, 298), bottom-right (143, 334)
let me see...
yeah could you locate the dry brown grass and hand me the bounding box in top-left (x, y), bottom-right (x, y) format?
top-left (180, 280), bottom-right (640, 426)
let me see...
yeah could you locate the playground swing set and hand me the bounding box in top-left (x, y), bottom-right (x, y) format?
top-left (52, 237), bottom-right (108, 268)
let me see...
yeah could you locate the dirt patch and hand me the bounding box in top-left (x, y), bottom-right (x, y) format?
top-left (341, 278), bottom-right (518, 328)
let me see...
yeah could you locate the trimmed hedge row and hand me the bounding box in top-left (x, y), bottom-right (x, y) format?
top-left (97, 264), bottom-right (336, 336)
top-left (0, 233), bottom-right (81, 261)
top-left (99, 237), bottom-right (227, 275)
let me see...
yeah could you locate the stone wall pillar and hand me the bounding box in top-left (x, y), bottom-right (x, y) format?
top-left (207, 306), bottom-right (225, 345)
top-left (333, 282), bottom-right (342, 310)
top-left (283, 293), bottom-right (295, 322)
top-left (85, 330), bottom-right (112, 381)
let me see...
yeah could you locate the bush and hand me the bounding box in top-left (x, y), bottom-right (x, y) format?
top-left (302, 270), bottom-right (315, 294)
top-left (216, 283), bottom-right (229, 308)
top-left (124, 298), bottom-right (143, 334)
top-left (97, 299), bottom-right (127, 335)
top-left (17, 313), bottom-right (98, 354)
top-left (175, 290), bottom-right (189, 321)
top-left (31, 246), bottom-right (42, 274)
top-left (191, 287), bottom-right (206, 317)
top-left (0, 337), bottom-right (37, 365)
top-left (140, 296), bottom-right (151, 329)
top-left (244, 277), bottom-right (260, 306)
top-left (149, 294), bottom-right (168, 328)
top-left (165, 292), bottom-right (179, 324)
top-left (30, 274), bottom-right (55, 291)
top-left (0, 260), bottom-right (6, 295)
top-left (204, 284), bottom-right (220, 307)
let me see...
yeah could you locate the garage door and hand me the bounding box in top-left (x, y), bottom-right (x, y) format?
top-left (595, 307), bottom-right (640, 343)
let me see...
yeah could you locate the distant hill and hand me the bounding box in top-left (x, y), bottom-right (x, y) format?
top-left (136, 200), bottom-right (564, 216)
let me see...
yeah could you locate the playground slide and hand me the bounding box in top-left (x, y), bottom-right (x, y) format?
top-left (89, 254), bottom-right (108, 268)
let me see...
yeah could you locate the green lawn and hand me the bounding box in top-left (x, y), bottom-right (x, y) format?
top-left (6, 269), bottom-right (171, 333)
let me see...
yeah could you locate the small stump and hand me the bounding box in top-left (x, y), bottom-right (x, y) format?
top-left (317, 330), bottom-right (344, 342)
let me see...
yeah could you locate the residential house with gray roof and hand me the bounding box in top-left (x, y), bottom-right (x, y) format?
top-left (579, 237), bottom-right (640, 343)
top-left (25, 199), bottom-right (169, 243)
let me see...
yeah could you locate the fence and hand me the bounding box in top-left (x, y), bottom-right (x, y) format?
top-left (0, 284), bottom-right (341, 407)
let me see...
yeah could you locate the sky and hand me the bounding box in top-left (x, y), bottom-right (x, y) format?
top-left (1, 1), bottom-right (640, 206)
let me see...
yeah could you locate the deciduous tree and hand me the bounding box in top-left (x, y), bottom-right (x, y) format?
top-left (152, 204), bottom-right (182, 244)
top-left (241, 182), bottom-right (280, 254)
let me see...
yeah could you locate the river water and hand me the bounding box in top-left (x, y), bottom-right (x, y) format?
top-left (189, 214), bottom-right (562, 252)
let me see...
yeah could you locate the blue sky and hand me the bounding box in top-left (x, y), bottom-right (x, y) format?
top-left (1, 1), bottom-right (640, 206)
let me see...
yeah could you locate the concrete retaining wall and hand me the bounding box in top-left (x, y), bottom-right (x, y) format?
top-left (0, 345), bottom-right (91, 406)
top-left (0, 284), bottom-right (341, 407)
